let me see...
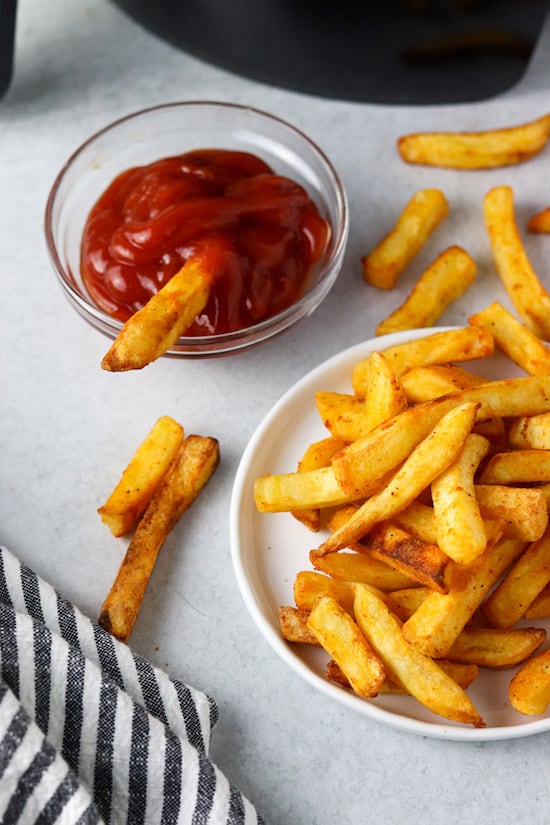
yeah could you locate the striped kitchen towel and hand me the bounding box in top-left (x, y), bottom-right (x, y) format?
top-left (0, 545), bottom-right (264, 825)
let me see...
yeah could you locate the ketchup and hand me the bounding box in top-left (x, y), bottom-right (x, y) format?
top-left (80, 149), bottom-right (330, 335)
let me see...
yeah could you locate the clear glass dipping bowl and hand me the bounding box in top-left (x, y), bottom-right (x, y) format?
top-left (44, 101), bottom-right (349, 357)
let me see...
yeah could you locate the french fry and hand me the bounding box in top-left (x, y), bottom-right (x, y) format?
top-left (294, 570), bottom-right (356, 614)
top-left (98, 415), bottom-right (184, 537)
top-left (353, 351), bottom-right (409, 431)
top-left (316, 402), bottom-right (478, 556)
top-left (334, 376), bottom-right (550, 499)
top-left (386, 587), bottom-right (431, 621)
top-left (509, 649), bottom-right (550, 715)
top-left (307, 596), bottom-right (386, 698)
top-left (524, 586), bottom-right (550, 620)
top-left (397, 112), bottom-right (550, 169)
top-left (352, 325), bottom-right (493, 389)
top-left (311, 551), bottom-right (413, 592)
top-left (366, 521), bottom-right (448, 592)
top-left (478, 449), bottom-right (550, 485)
top-left (279, 605), bottom-right (320, 645)
top-left (469, 302), bottom-right (550, 376)
top-left (444, 627), bottom-right (546, 669)
top-left (101, 251), bottom-right (218, 371)
top-left (98, 434), bottom-right (220, 642)
top-left (482, 526), bottom-right (550, 629)
top-left (484, 186), bottom-right (550, 339)
top-left (315, 392), bottom-right (374, 442)
top-left (326, 657), bottom-right (479, 693)
top-left (291, 436), bottom-right (347, 531)
top-left (254, 466), bottom-right (356, 513)
top-left (508, 413), bottom-right (550, 450)
top-left (392, 502), bottom-right (438, 545)
top-left (400, 363), bottom-right (487, 403)
top-left (527, 207), bottom-right (550, 234)
top-left (361, 189), bottom-right (449, 290)
top-left (431, 433), bottom-right (489, 565)
top-left (376, 246), bottom-right (477, 336)
top-left (401, 535), bottom-right (524, 658)
top-left (475, 485), bottom-right (548, 543)
top-left (353, 585), bottom-right (484, 727)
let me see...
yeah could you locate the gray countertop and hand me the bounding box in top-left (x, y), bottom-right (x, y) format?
top-left (2, 2), bottom-right (550, 822)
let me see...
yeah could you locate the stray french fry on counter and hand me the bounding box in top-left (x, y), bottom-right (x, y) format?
top-left (254, 325), bottom-right (550, 725)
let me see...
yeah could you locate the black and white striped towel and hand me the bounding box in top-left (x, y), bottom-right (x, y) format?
top-left (0, 545), bottom-right (264, 825)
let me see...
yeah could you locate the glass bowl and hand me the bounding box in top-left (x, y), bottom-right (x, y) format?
top-left (44, 101), bottom-right (349, 357)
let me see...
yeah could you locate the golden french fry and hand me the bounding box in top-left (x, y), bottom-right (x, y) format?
top-left (475, 484), bottom-right (548, 542)
top-left (366, 521), bottom-right (448, 592)
top-left (315, 392), bottom-right (373, 442)
top-left (317, 402), bottom-right (478, 556)
top-left (469, 302), bottom-right (550, 376)
top-left (353, 585), bottom-right (484, 727)
top-left (524, 585), bottom-right (550, 619)
top-left (527, 206), bottom-right (550, 234)
top-left (400, 363), bottom-right (486, 402)
top-left (98, 415), bottom-right (184, 537)
top-left (482, 526), bottom-right (550, 628)
top-left (444, 627), bottom-right (546, 669)
top-left (307, 596), bottom-right (386, 698)
top-left (397, 112), bottom-right (550, 169)
top-left (508, 413), bottom-right (550, 450)
top-left (478, 449), bottom-right (550, 485)
top-left (386, 587), bottom-right (431, 621)
top-left (294, 570), bottom-right (357, 614)
top-left (101, 253), bottom-right (215, 371)
top-left (291, 436), bottom-right (347, 532)
top-left (484, 186), bottom-right (550, 339)
top-left (401, 535), bottom-right (524, 658)
top-left (326, 657), bottom-right (479, 693)
top-left (335, 376), bottom-right (550, 499)
top-left (279, 606), bottom-right (320, 645)
top-left (354, 351), bottom-right (409, 430)
top-left (392, 502), bottom-right (438, 545)
top-left (98, 435), bottom-right (220, 642)
top-left (311, 549), bottom-right (413, 592)
top-left (509, 649), bottom-right (550, 715)
top-left (431, 433), bottom-right (489, 565)
top-left (352, 325), bottom-right (493, 389)
top-left (376, 246), bottom-right (477, 336)
top-left (254, 465), bottom-right (356, 513)
top-left (361, 188), bottom-right (449, 290)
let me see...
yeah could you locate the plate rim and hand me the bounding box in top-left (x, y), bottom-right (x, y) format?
top-left (229, 327), bottom-right (550, 741)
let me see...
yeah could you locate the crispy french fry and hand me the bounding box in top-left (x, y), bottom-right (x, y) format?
top-left (366, 521), bottom-right (448, 592)
top-left (484, 186), bottom-right (550, 339)
top-left (316, 402), bottom-right (478, 556)
top-left (527, 206), bottom-right (550, 234)
top-left (524, 585), bottom-right (550, 619)
top-left (376, 246), bottom-right (477, 336)
top-left (98, 435), bottom-right (220, 642)
top-left (326, 657), bottom-right (478, 693)
top-left (401, 535), bottom-right (524, 658)
top-left (400, 363), bottom-right (487, 402)
top-left (354, 351), bottom-right (409, 431)
top-left (431, 433), bottom-right (489, 565)
top-left (444, 627), bottom-right (546, 669)
top-left (279, 605), bottom-right (320, 645)
top-left (508, 413), bottom-right (550, 450)
top-left (334, 376), bottom-right (550, 499)
top-left (254, 466), bottom-right (356, 513)
top-left (311, 550), bottom-right (413, 592)
top-left (475, 485), bottom-right (548, 542)
top-left (469, 302), bottom-right (550, 376)
top-left (361, 188), bottom-right (449, 290)
top-left (392, 502), bottom-right (438, 545)
top-left (386, 587), bottom-right (431, 621)
top-left (294, 570), bottom-right (357, 614)
top-left (478, 449), bottom-right (550, 485)
top-left (307, 596), bottom-right (386, 698)
top-left (397, 112), bottom-right (550, 169)
top-left (352, 326), bottom-right (493, 389)
top-left (291, 436), bottom-right (347, 531)
top-left (98, 415), bottom-right (184, 537)
top-left (353, 585), bottom-right (484, 727)
top-left (101, 251), bottom-right (218, 371)
top-left (315, 392), bottom-right (373, 442)
top-left (509, 649), bottom-right (550, 715)
top-left (482, 526), bottom-right (550, 628)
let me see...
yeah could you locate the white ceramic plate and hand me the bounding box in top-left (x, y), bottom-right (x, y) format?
top-left (229, 327), bottom-right (550, 740)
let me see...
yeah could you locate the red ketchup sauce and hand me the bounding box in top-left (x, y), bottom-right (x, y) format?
top-left (80, 149), bottom-right (330, 335)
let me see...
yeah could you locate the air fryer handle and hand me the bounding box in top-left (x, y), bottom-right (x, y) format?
top-left (0, 0), bottom-right (17, 100)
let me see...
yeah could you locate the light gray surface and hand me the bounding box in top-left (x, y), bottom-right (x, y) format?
top-left (2, 2), bottom-right (550, 822)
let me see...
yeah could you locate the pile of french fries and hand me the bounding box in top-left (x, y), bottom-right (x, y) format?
top-left (255, 320), bottom-right (550, 727)
top-left (97, 415), bottom-right (219, 643)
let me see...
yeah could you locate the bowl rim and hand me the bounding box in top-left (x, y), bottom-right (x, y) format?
top-left (44, 99), bottom-right (349, 354)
